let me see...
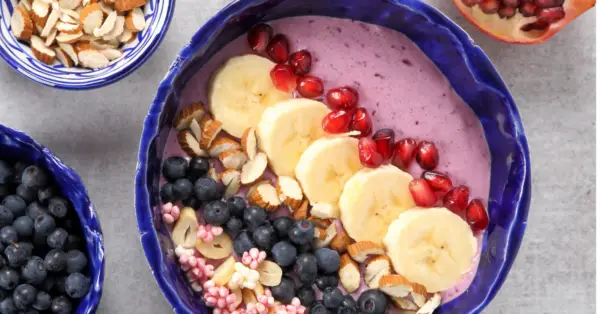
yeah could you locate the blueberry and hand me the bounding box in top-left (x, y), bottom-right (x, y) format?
top-left (15, 186), bottom-right (35, 204)
top-left (16, 243), bottom-right (32, 256)
top-left (32, 233), bottom-right (46, 248)
top-left (296, 286), bottom-right (316, 307)
top-left (45, 249), bottom-right (66, 272)
top-left (224, 217), bottom-right (244, 237)
top-left (0, 256), bottom-right (5, 269)
top-left (243, 206), bottom-right (267, 231)
top-left (25, 203), bottom-right (45, 221)
top-left (50, 296), bottom-right (71, 314)
top-left (322, 287), bottom-right (344, 309)
top-left (21, 166), bottom-right (48, 190)
top-left (0, 206), bottom-right (13, 228)
top-left (36, 187), bottom-right (56, 206)
top-left (2, 196), bottom-right (26, 218)
top-left (0, 227), bottom-right (18, 244)
top-left (309, 301), bottom-right (331, 314)
top-left (187, 157), bottom-right (209, 181)
top-left (315, 275), bottom-right (338, 291)
top-left (46, 228), bottom-right (68, 249)
top-left (203, 201), bottom-right (230, 226)
top-left (297, 241), bottom-right (314, 253)
top-left (40, 276), bottom-right (54, 292)
top-left (271, 241), bottom-right (297, 267)
top-left (65, 250), bottom-right (87, 274)
top-left (53, 276), bottom-right (66, 294)
top-left (21, 257), bottom-right (46, 285)
top-left (288, 220), bottom-right (314, 245)
top-left (270, 275), bottom-right (295, 304)
top-left (336, 306), bottom-right (357, 314)
top-left (162, 157), bottom-right (188, 181)
top-left (13, 217), bottom-right (33, 238)
top-left (181, 197), bottom-right (200, 209)
top-left (5, 245), bottom-right (29, 267)
top-left (226, 197), bottom-right (246, 218)
top-left (63, 236), bottom-right (82, 251)
top-left (65, 273), bottom-right (90, 299)
top-left (0, 268), bottom-right (19, 290)
top-left (273, 216), bottom-right (293, 239)
top-left (0, 161), bottom-right (14, 185)
top-left (172, 178), bottom-right (193, 201)
top-left (32, 291), bottom-right (51, 311)
top-left (0, 298), bottom-right (17, 314)
top-left (20, 308), bottom-right (39, 314)
top-left (233, 230), bottom-right (255, 256)
top-left (0, 186), bottom-right (9, 202)
top-left (160, 183), bottom-right (175, 203)
top-left (12, 284), bottom-right (36, 310)
top-left (340, 295), bottom-right (357, 312)
top-left (252, 225), bottom-right (277, 251)
top-left (315, 248), bottom-right (340, 274)
top-left (33, 214), bottom-right (55, 236)
top-left (295, 253), bottom-right (318, 285)
top-left (357, 289), bottom-right (388, 314)
top-left (194, 178), bottom-right (222, 202)
top-left (47, 197), bottom-right (69, 219)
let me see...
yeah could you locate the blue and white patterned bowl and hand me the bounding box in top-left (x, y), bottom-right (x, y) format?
top-left (135, 0), bottom-right (532, 313)
top-left (0, 0), bottom-right (175, 89)
top-left (0, 124), bottom-right (105, 313)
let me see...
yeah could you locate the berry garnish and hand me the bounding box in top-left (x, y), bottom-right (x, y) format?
top-left (296, 76), bottom-right (324, 98)
top-left (421, 171), bottom-right (453, 192)
top-left (443, 185), bottom-right (470, 214)
top-left (358, 137), bottom-right (383, 168)
top-left (162, 156), bottom-right (188, 181)
top-left (202, 201), bottom-right (230, 226)
top-left (326, 86), bottom-right (358, 109)
top-left (252, 224), bottom-right (278, 251)
top-left (233, 230), bottom-right (256, 256)
top-left (315, 275), bottom-right (339, 291)
top-left (322, 110), bottom-right (353, 134)
top-left (357, 289), bottom-right (388, 314)
top-left (322, 287), bottom-right (344, 309)
top-left (289, 50), bottom-right (312, 75)
top-left (314, 248), bottom-right (340, 274)
top-left (270, 64), bottom-right (297, 92)
top-left (247, 23), bottom-right (273, 53)
top-left (392, 138), bottom-right (417, 170)
top-left (466, 199), bottom-right (489, 232)
top-left (295, 253), bottom-right (318, 285)
top-left (270, 275), bottom-right (296, 304)
top-left (372, 129), bottom-right (395, 161)
top-left (408, 178), bottom-right (437, 207)
top-left (288, 220), bottom-right (314, 245)
top-left (416, 141), bottom-right (439, 170)
top-left (350, 107), bottom-right (373, 137)
top-left (266, 34), bottom-right (290, 63)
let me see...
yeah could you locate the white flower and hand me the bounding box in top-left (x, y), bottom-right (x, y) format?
top-left (228, 262), bottom-right (260, 290)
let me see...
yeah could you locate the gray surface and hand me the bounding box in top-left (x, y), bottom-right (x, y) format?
top-left (0, 0), bottom-right (595, 313)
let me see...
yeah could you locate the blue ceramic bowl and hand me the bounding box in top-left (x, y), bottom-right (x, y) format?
top-left (0, 0), bottom-right (175, 89)
top-left (0, 124), bottom-right (104, 313)
top-left (135, 0), bottom-right (531, 313)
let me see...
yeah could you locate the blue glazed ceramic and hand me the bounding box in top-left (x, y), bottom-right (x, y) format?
top-left (135, 0), bottom-right (531, 313)
top-left (0, 0), bottom-right (175, 89)
top-left (0, 124), bottom-right (104, 313)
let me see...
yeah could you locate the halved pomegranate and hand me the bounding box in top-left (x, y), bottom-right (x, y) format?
top-left (454, 0), bottom-right (595, 44)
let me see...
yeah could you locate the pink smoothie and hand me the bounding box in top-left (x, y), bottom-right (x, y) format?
top-left (162, 16), bottom-right (491, 305)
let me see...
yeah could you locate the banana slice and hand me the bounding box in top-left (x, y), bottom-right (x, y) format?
top-left (171, 207), bottom-right (198, 248)
top-left (256, 260), bottom-right (283, 287)
top-left (339, 165), bottom-right (416, 246)
top-left (384, 208), bottom-right (478, 293)
top-left (257, 99), bottom-right (330, 176)
top-left (295, 137), bottom-right (363, 208)
top-left (213, 256), bottom-right (236, 286)
top-left (209, 55), bottom-right (293, 138)
top-left (196, 233), bottom-right (233, 260)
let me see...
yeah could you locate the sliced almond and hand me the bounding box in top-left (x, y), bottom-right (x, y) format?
top-left (315, 223), bottom-right (337, 248)
top-left (208, 160), bottom-right (219, 182)
top-left (391, 297), bottom-right (419, 311)
top-left (256, 260), bottom-right (282, 287)
top-left (62, 8), bottom-right (80, 19)
top-left (118, 28), bottom-right (133, 43)
top-left (171, 207), bottom-right (198, 248)
top-left (79, 3), bottom-right (103, 34)
top-left (242, 288), bottom-right (257, 305)
top-left (98, 1), bottom-right (113, 14)
top-left (241, 128), bottom-right (257, 160)
top-left (307, 217), bottom-right (333, 229)
top-left (78, 48), bottom-right (110, 69)
top-left (31, 0), bottom-right (50, 26)
top-left (252, 282), bottom-right (265, 296)
top-left (240, 152), bottom-right (268, 185)
top-left (276, 176), bottom-right (303, 211)
top-left (11, 7), bottom-right (34, 40)
top-left (59, 43), bottom-right (78, 65)
top-left (314, 227), bottom-right (327, 241)
top-left (56, 31), bottom-right (83, 43)
top-left (379, 274), bottom-right (414, 298)
top-left (56, 21), bottom-right (82, 34)
top-left (19, 0), bottom-right (33, 12)
top-left (92, 9), bottom-right (116, 37)
top-left (330, 231), bottom-right (353, 254)
top-left (338, 253), bottom-right (360, 293)
top-left (220, 170), bottom-right (241, 199)
top-left (416, 294), bottom-right (441, 314)
top-left (188, 119), bottom-right (202, 141)
top-left (78, 33), bottom-right (98, 41)
top-left (40, 6), bottom-right (60, 37)
top-left (310, 202), bottom-right (339, 219)
top-left (365, 255), bottom-right (391, 289)
top-left (174, 102), bottom-right (206, 131)
top-left (248, 183), bottom-right (281, 211)
top-left (212, 256), bottom-right (236, 286)
top-left (231, 288), bottom-right (243, 309)
top-left (59, 13), bottom-right (78, 24)
top-left (54, 47), bottom-right (73, 67)
top-left (199, 119), bottom-right (223, 150)
top-left (209, 137), bottom-right (241, 158)
top-left (74, 41), bottom-right (93, 53)
top-left (59, 0), bottom-right (82, 10)
top-left (245, 180), bottom-right (270, 199)
top-left (196, 233), bottom-right (233, 260)
top-left (102, 15), bottom-right (124, 40)
top-left (115, 0), bottom-right (146, 12)
top-left (219, 150), bottom-right (248, 171)
top-left (292, 200), bottom-right (309, 220)
top-left (30, 35), bottom-right (55, 64)
top-left (411, 285), bottom-right (428, 307)
top-left (99, 48), bottom-right (121, 60)
top-left (178, 130), bottom-right (208, 158)
top-left (347, 241), bottom-right (385, 263)
top-left (125, 7), bottom-right (144, 31)
top-left (44, 28), bottom-right (58, 46)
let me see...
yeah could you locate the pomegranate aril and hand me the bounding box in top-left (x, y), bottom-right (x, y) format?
top-left (466, 199), bottom-right (489, 232)
top-left (536, 7), bottom-right (565, 23)
top-left (534, 0), bottom-right (564, 8)
top-left (289, 50), bottom-right (312, 75)
top-left (296, 76), bottom-right (324, 98)
top-left (519, 2), bottom-right (538, 16)
top-left (266, 34), bottom-right (289, 64)
top-left (416, 141), bottom-right (439, 170)
top-left (326, 86), bottom-right (359, 109)
top-left (462, 0), bottom-right (482, 7)
top-left (270, 64), bottom-right (296, 92)
top-left (479, 0), bottom-right (500, 13)
top-left (421, 171), bottom-right (453, 193)
top-left (409, 179), bottom-right (437, 207)
top-left (350, 107), bottom-right (372, 137)
top-left (392, 138), bottom-right (417, 170)
top-left (247, 23), bottom-right (273, 53)
top-left (520, 20), bottom-right (549, 31)
top-left (372, 129), bottom-right (395, 161)
top-left (322, 110), bottom-right (353, 134)
top-left (498, 5), bottom-right (517, 18)
top-left (443, 185), bottom-right (470, 214)
top-left (358, 137), bottom-right (384, 168)
top-left (502, 0), bottom-right (520, 7)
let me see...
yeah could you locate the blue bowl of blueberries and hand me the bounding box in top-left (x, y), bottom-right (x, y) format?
top-left (0, 124), bottom-right (104, 314)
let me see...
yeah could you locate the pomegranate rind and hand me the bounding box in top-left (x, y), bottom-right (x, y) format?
top-left (453, 0), bottom-right (596, 44)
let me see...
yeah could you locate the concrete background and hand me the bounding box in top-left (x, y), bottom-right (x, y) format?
top-left (0, 0), bottom-right (595, 313)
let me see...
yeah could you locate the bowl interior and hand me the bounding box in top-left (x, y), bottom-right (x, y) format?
top-left (0, 125), bottom-right (104, 314)
top-left (0, 0), bottom-right (174, 89)
top-left (136, 0), bottom-right (531, 313)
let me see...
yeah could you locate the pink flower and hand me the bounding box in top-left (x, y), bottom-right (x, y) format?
top-left (242, 248), bottom-right (267, 269)
top-left (175, 246), bottom-right (214, 286)
top-left (203, 281), bottom-right (237, 311)
top-left (275, 298), bottom-right (305, 314)
top-left (245, 289), bottom-right (275, 314)
top-left (197, 224), bottom-right (224, 242)
top-left (161, 202), bottom-right (180, 224)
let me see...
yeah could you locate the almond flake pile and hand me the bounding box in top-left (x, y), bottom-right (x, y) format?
top-left (10, 0), bottom-right (148, 69)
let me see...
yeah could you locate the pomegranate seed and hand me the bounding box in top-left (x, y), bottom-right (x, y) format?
top-left (421, 171), bottom-right (453, 193)
top-left (326, 86), bottom-right (359, 109)
top-left (534, 0), bottom-right (564, 8)
top-left (462, 0), bottom-right (482, 7)
top-left (350, 107), bottom-right (372, 137)
top-left (322, 110), bottom-right (352, 134)
top-left (466, 199), bottom-right (489, 232)
top-left (247, 23), bottom-right (273, 53)
top-left (443, 185), bottom-right (470, 214)
top-left (498, 5), bottom-right (517, 18)
top-left (415, 141), bottom-right (439, 170)
top-left (391, 138), bottom-right (417, 170)
top-left (519, 2), bottom-right (537, 16)
top-left (372, 129), bottom-right (395, 161)
top-left (408, 179), bottom-right (437, 207)
top-left (502, 0), bottom-right (520, 7)
top-left (266, 34), bottom-right (289, 64)
top-left (270, 64), bottom-right (296, 92)
top-left (296, 76), bottom-right (324, 98)
top-left (289, 50), bottom-right (312, 75)
top-left (358, 137), bottom-right (383, 168)
top-left (536, 7), bottom-right (565, 23)
top-left (479, 0), bottom-right (500, 14)
top-left (521, 20), bottom-right (549, 31)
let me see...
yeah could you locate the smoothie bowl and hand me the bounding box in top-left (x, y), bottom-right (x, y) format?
top-left (135, 0), bottom-right (531, 313)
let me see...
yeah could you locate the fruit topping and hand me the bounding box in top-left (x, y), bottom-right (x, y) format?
top-left (347, 241), bottom-right (385, 263)
top-left (271, 241), bottom-right (297, 267)
top-left (266, 34), bottom-right (290, 64)
top-left (289, 50), bottom-right (312, 75)
top-left (322, 110), bottom-right (353, 134)
top-left (364, 255), bottom-right (391, 288)
top-left (350, 107), bottom-right (373, 137)
top-left (391, 138), bottom-right (417, 170)
top-left (466, 199), bottom-right (489, 232)
top-left (241, 127), bottom-right (258, 160)
top-left (243, 206), bottom-right (267, 232)
top-left (247, 23), bottom-right (273, 53)
top-left (310, 203), bottom-right (339, 219)
top-left (295, 253), bottom-right (318, 285)
top-left (443, 185), bottom-right (470, 214)
top-left (322, 287), bottom-right (344, 309)
top-left (270, 275), bottom-right (295, 303)
top-left (288, 220), bottom-right (314, 245)
top-left (314, 275), bottom-right (339, 291)
top-left (196, 224), bottom-right (224, 243)
top-left (421, 171), bottom-right (453, 192)
top-left (256, 260), bottom-right (283, 287)
top-left (203, 201), bottom-right (230, 226)
top-left (340, 295), bottom-right (359, 314)
top-left (196, 233), bottom-right (233, 260)
top-left (270, 64), bottom-right (297, 92)
top-left (326, 86), bottom-right (359, 110)
top-left (252, 224), bottom-right (278, 251)
top-left (172, 178), bottom-right (193, 200)
top-left (408, 178), bottom-right (437, 207)
top-left (296, 76), bottom-right (324, 98)
top-left (187, 157), bottom-right (210, 181)
top-left (241, 152), bottom-right (268, 185)
top-left (415, 141), bottom-right (439, 170)
top-left (338, 253), bottom-right (360, 293)
top-left (314, 248), bottom-right (340, 274)
top-left (172, 207), bottom-right (198, 248)
top-left (372, 129), bottom-right (395, 161)
top-left (194, 177), bottom-right (222, 202)
top-left (358, 137), bottom-right (383, 168)
top-left (309, 301), bottom-right (329, 314)
top-left (233, 230), bottom-right (255, 256)
top-left (357, 289), bottom-right (388, 314)
top-left (202, 281), bottom-right (237, 312)
top-left (296, 286), bottom-right (316, 307)
top-left (162, 156), bottom-right (187, 181)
